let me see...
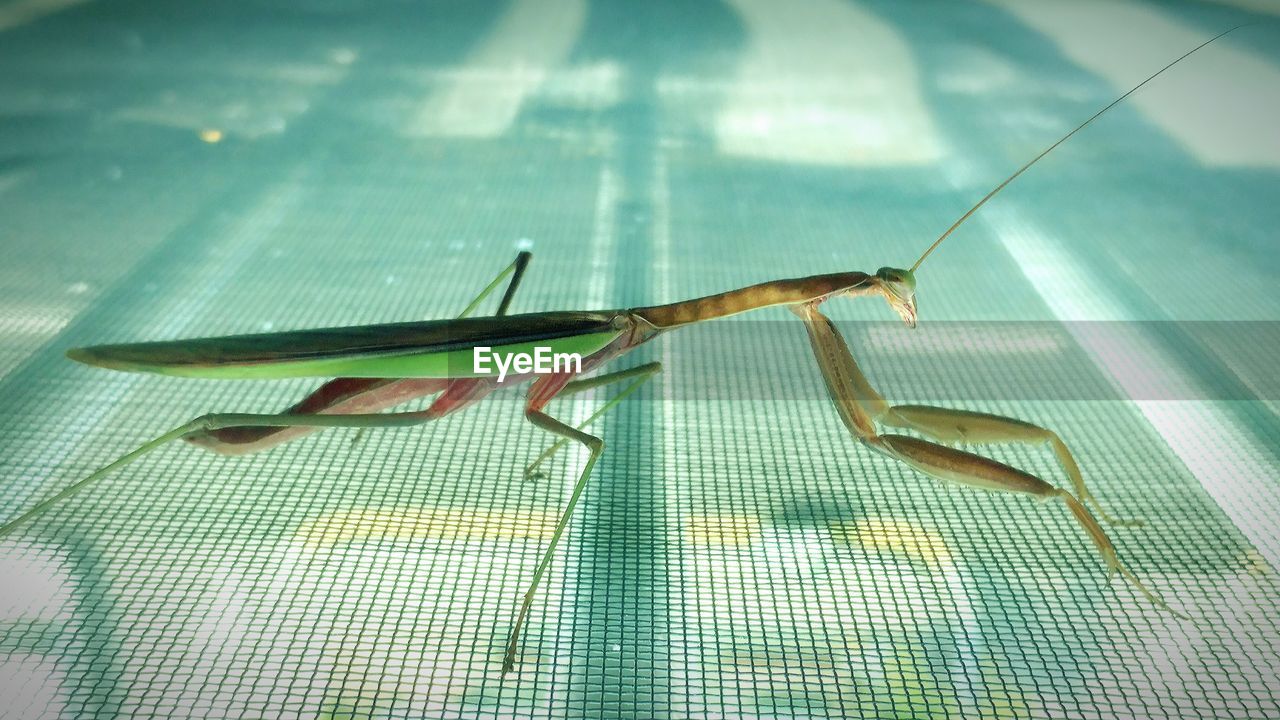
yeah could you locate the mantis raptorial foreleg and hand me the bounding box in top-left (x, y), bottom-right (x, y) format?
top-left (872, 433), bottom-right (1181, 615)
top-left (792, 303), bottom-right (884, 440)
top-left (790, 303), bottom-right (1184, 617)
top-left (524, 361), bottom-right (663, 479)
top-left (882, 405), bottom-right (1141, 527)
top-left (504, 371), bottom-right (606, 674)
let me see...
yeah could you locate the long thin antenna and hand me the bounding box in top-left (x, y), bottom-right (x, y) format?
top-left (910, 25), bottom-right (1247, 273)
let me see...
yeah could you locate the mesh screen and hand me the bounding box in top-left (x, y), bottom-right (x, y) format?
top-left (2, 0), bottom-right (1278, 718)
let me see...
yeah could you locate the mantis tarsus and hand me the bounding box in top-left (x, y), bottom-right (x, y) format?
top-left (2, 29), bottom-right (1241, 674)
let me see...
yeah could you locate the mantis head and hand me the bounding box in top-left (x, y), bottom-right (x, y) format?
top-left (875, 267), bottom-right (917, 328)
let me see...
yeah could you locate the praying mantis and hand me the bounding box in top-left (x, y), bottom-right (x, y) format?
top-left (1, 29), bottom-right (1239, 675)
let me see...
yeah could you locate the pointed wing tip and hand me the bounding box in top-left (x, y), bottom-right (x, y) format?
top-left (66, 346), bottom-right (100, 366)
top-left (66, 344), bottom-right (157, 373)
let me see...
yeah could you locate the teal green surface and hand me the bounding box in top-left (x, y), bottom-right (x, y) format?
top-left (1, 1), bottom-right (1278, 719)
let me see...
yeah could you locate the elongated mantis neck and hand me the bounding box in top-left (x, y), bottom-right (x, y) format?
top-left (631, 272), bottom-right (875, 329)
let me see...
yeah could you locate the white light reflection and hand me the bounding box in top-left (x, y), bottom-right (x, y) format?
top-left (713, 0), bottom-right (942, 167)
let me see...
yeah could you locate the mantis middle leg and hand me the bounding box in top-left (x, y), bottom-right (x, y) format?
top-left (791, 303), bottom-right (1183, 616)
top-left (523, 361), bottom-right (663, 478)
top-left (501, 361), bottom-right (666, 674)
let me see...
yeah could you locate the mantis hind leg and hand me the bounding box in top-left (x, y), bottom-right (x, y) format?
top-left (0, 379), bottom-right (491, 541)
top-left (884, 405), bottom-right (1140, 527)
top-left (193, 252), bottom-right (534, 454)
top-left (873, 433), bottom-right (1186, 618)
top-left (455, 250), bottom-right (532, 319)
top-left (188, 378), bottom-right (449, 455)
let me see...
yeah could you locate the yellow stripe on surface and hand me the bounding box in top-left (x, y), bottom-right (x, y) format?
top-left (296, 507), bottom-right (559, 549)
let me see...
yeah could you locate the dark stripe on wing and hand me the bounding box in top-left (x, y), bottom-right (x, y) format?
top-left (68, 311), bottom-right (622, 370)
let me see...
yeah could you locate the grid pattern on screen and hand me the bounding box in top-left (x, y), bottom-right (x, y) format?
top-left (1, 159), bottom-right (1276, 719)
top-left (2, 0), bottom-right (1279, 718)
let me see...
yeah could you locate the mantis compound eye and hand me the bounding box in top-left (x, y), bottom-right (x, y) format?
top-left (875, 266), bottom-right (916, 290)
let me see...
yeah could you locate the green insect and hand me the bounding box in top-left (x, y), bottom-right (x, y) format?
top-left (3, 29), bottom-right (1235, 674)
